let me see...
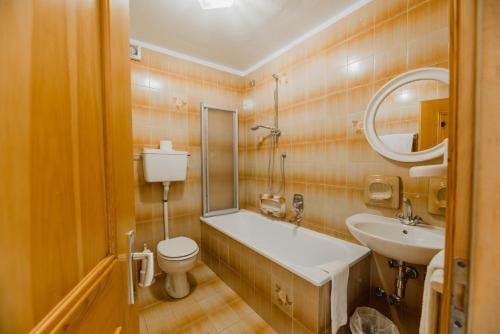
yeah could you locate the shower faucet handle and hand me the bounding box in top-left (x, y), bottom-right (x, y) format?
top-left (292, 194), bottom-right (304, 213)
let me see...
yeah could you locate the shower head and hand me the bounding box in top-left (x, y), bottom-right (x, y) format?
top-left (250, 124), bottom-right (281, 137)
top-left (272, 74), bottom-right (280, 80)
top-left (251, 124), bottom-right (274, 131)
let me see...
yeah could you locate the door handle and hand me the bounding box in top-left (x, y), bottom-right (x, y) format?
top-left (127, 230), bottom-right (136, 304)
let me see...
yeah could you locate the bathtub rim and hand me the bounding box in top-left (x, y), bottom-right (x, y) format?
top-left (200, 209), bottom-right (370, 286)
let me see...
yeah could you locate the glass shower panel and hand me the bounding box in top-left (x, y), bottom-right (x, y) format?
top-left (202, 105), bottom-right (238, 216)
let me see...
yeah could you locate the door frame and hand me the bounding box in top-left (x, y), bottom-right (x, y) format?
top-left (440, 0), bottom-right (500, 332)
top-left (441, 0), bottom-right (476, 332)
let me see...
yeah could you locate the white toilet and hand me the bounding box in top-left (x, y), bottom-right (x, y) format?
top-left (157, 236), bottom-right (199, 298)
top-left (142, 141), bottom-right (199, 299)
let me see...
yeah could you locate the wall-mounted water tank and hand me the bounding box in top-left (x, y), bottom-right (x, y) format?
top-left (142, 147), bottom-right (188, 183)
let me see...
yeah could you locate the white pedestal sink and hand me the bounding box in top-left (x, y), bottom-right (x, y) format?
top-left (346, 213), bottom-right (444, 265)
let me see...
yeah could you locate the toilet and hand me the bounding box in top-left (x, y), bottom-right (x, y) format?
top-left (142, 141), bottom-right (199, 299)
top-left (157, 236), bottom-right (199, 299)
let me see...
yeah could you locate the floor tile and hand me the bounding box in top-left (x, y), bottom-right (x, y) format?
top-left (241, 312), bottom-right (277, 334)
top-left (229, 298), bottom-right (255, 316)
top-left (139, 315), bottom-right (149, 334)
top-left (141, 302), bottom-right (177, 334)
top-left (137, 276), bottom-right (168, 310)
top-left (139, 261), bottom-right (273, 334)
top-left (190, 279), bottom-right (221, 302)
top-left (190, 263), bottom-right (218, 285)
top-left (177, 316), bottom-right (218, 334)
top-left (205, 304), bottom-right (241, 332)
top-left (170, 299), bottom-right (206, 327)
top-left (220, 321), bottom-right (253, 334)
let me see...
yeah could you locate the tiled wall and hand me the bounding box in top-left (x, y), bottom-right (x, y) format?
top-left (130, 48), bottom-right (244, 269)
top-left (239, 0), bottom-right (449, 241)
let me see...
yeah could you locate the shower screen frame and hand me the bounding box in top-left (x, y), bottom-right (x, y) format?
top-left (201, 103), bottom-right (239, 217)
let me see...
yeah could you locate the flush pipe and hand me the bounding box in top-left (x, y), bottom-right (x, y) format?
top-left (163, 182), bottom-right (170, 239)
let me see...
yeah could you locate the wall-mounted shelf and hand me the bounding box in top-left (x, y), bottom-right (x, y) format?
top-left (409, 139), bottom-right (448, 177)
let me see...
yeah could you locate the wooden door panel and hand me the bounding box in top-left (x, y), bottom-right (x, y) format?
top-left (1, 0), bottom-right (137, 332)
top-left (31, 257), bottom-right (126, 334)
top-left (0, 1), bottom-right (36, 332)
top-left (468, 0), bottom-right (500, 331)
top-left (72, 0), bottom-right (109, 275)
top-left (100, 0), bottom-right (138, 330)
top-left (30, 0), bottom-right (83, 321)
top-left (101, 0), bottom-right (137, 257)
top-left (68, 261), bottom-right (129, 334)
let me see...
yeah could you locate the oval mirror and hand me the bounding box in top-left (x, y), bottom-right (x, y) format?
top-left (364, 67), bottom-right (449, 162)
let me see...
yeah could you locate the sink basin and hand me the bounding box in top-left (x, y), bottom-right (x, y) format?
top-left (346, 213), bottom-right (444, 265)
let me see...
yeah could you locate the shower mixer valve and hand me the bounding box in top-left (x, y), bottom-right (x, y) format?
top-left (289, 194), bottom-right (304, 225)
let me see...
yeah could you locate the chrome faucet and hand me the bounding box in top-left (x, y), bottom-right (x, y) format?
top-left (288, 194), bottom-right (304, 225)
top-left (396, 198), bottom-right (423, 226)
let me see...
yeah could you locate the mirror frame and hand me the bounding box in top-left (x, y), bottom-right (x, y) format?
top-left (364, 67), bottom-right (450, 162)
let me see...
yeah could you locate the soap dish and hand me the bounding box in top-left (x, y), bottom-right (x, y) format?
top-left (259, 193), bottom-right (286, 218)
top-left (364, 175), bottom-right (401, 209)
top-left (428, 177), bottom-right (447, 215)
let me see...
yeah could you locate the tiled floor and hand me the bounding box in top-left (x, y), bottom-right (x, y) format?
top-left (138, 262), bottom-right (276, 334)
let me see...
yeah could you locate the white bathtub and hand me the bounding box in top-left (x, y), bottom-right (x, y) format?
top-left (201, 210), bottom-right (370, 286)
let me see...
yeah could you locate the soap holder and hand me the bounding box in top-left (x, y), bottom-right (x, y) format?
top-left (259, 193), bottom-right (286, 218)
top-left (364, 175), bottom-right (401, 209)
top-left (428, 177), bottom-right (447, 215)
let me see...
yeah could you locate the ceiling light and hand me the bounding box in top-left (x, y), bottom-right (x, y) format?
top-left (198, 0), bottom-right (234, 10)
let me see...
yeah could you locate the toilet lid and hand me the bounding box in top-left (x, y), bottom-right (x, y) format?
top-left (157, 237), bottom-right (199, 259)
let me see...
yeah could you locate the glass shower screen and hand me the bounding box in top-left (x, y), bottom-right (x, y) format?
top-left (201, 104), bottom-right (239, 217)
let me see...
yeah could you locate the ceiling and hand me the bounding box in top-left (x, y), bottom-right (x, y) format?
top-left (129, 0), bottom-right (364, 75)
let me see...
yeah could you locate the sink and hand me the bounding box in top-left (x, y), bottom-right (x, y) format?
top-left (346, 213), bottom-right (444, 265)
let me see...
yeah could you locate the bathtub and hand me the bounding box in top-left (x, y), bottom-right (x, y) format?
top-left (200, 210), bottom-right (372, 333)
top-left (200, 209), bottom-right (370, 286)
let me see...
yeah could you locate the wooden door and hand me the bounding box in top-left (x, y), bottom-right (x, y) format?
top-left (442, 0), bottom-right (500, 332)
top-left (464, 0), bottom-right (500, 332)
top-left (418, 98), bottom-right (449, 151)
top-left (0, 0), bottom-right (138, 333)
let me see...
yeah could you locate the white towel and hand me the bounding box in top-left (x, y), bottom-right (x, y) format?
top-left (419, 250), bottom-right (445, 334)
top-left (318, 261), bottom-right (349, 333)
top-left (380, 133), bottom-right (415, 153)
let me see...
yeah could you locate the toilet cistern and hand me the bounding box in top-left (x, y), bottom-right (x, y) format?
top-left (142, 140), bottom-right (188, 239)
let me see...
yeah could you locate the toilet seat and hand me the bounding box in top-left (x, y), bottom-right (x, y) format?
top-left (157, 237), bottom-right (199, 261)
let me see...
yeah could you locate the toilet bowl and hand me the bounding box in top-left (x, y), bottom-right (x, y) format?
top-left (157, 236), bottom-right (199, 298)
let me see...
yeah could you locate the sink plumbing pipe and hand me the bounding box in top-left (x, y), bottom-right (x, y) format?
top-left (388, 259), bottom-right (418, 305)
